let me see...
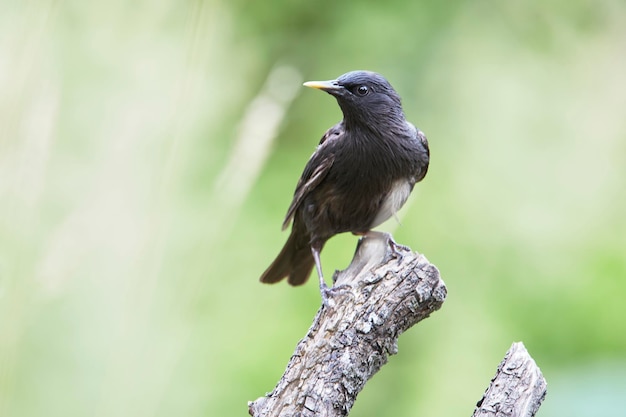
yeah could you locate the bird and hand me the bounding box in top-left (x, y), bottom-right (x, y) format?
top-left (259, 70), bottom-right (429, 303)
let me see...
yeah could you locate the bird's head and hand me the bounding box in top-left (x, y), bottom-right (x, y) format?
top-left (303, 70), bottom-right (404, 129)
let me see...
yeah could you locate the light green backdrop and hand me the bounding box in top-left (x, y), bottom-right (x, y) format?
top-left (1, 1), bottom-right (625, 416)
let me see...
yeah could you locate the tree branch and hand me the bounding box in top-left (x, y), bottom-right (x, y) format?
top-left (472, 342), bottom-right (547, 417)
top-left (249, 235), bottom-right (447, 417)
top-left (249, 236), bottom-right (548, 417)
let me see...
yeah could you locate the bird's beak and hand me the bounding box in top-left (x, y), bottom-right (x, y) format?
top-left (303, 79), bottom-right (342, 93)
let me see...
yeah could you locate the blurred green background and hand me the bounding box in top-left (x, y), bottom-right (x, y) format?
top-left (1, 0), bottom-right (625, 416)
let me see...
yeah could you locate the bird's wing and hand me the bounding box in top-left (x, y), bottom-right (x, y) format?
top-left (416, 128), bottom-right (429, 155)
top-left (281, 127), bottom-right (340, 230)
top-left (406, 122), bottom-right (430, 184)
top-left (414, 127), bottom-right (429, 182)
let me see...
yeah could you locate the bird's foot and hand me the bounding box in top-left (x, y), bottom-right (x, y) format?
top-left (319, 281), bottom-right (332, 308)
top-left (364, 231), bottom-right (410, 259)
top-left (319, 282), bottom-right (354, 308)
top-left (387, 236), bottom-right (410, 258)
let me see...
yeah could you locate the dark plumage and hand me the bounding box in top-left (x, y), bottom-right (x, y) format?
top-left (259, 70), bottom-right (430, 298)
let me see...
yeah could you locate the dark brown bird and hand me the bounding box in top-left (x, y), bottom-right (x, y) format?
top-left (259, 70), bottom-right (429, 301)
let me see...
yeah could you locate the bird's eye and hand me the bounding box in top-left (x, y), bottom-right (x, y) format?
top-left (355, 85), bottom-right (369, 96)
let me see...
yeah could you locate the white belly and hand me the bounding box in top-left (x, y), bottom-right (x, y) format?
top-left (370, 179), bottom-right (412, 228)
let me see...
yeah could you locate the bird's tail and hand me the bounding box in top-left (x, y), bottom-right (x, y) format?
top-left (260, 222), bottom-right (314, 286)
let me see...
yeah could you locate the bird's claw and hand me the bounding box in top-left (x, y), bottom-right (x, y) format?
top-left (365, 231), bottom-right (410, 260)
top-left (319, 283), bottom-right (354, 308)
top-left (320, 282), bottom-right (332, 307)
top-left (387, 238), bottom-right (410, 259)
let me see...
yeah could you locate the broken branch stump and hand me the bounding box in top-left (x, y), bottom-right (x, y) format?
top-left (472, 342), bottom-right (547, 417)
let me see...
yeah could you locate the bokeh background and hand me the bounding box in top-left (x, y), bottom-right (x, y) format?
top-left (1, 0), bottom-right (625, 416)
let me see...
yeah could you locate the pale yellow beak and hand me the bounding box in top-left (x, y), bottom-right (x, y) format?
top-left (303, 80), bottom-right (341, 91)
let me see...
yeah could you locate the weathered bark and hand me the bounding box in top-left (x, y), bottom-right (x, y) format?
top-left (249, 236), bottom-right (548, 417)
top-left (472, 342), bottom-right (547, 417)
top-left (249, 235), bottom-right (447, 417)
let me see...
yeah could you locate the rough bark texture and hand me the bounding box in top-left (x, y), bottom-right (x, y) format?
top-left (249, 235), bottom-right (447, 417)
top-left (472, 342), bottom-right (547, 417)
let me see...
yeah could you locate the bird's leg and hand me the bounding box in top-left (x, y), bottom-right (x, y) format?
top-left (311, 244), bottom-right (331, 307)
top-left (363, 230), bottom-right (411, 258)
